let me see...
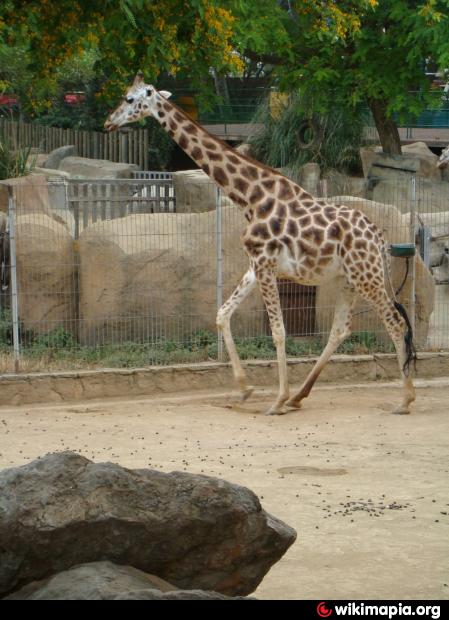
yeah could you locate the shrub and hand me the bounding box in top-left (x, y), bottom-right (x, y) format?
top-left (0, 308), bottom-right (12, 349)
top-left (248, 93), bottom-right (367, 177)
top-left (0, 133), bottom-right (36, 180)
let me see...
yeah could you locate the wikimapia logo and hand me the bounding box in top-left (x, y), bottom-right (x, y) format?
top-left (317, 602), bottom-right (333, 617)
top-left (316, 603), bottom-right (440, 620)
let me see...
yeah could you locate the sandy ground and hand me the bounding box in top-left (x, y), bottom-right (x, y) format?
top-left (1, 378), bottom-right (448, 600)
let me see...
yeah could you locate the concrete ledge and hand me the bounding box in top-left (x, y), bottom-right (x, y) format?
top-left (0, 352), bottom-right (448, 407)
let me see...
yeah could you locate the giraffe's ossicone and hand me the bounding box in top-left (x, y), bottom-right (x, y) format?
top-left (105, 73), bottom-right (416, 416)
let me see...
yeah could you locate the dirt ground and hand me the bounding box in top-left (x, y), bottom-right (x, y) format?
top-left (1, 377), bottom-right (448, 600)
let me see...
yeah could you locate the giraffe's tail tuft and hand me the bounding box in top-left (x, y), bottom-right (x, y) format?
top-left (394, 301), bottom-right (417, 374)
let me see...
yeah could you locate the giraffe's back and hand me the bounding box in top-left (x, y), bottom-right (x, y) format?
top-left (242, 193), bottom-right (388, 289)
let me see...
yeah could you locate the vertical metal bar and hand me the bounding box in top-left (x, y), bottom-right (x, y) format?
top-left (215, 186), bottom-right (224, 362)
top-left (72, 182), bottom-right (80, 241)
top-left (144, 130), bottom-right (149, 171)
top-left (7, 186), bottom-right (20, 373)
top-left (409, 176), bottom-right (417, 334)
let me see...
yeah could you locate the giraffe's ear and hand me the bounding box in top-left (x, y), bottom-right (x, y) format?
top-left (159, 90), bottom-right (172, 99)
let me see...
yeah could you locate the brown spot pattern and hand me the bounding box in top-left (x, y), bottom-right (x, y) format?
top-left (207, 151), bottom-right (223, 161)
top-left (235, 178), bottom-right (249, 194)
top-left (214, 166), bottom-right (228, 186)
top-left (287, 220), bottom-right (298, 237)
top-left (250, 186), bottom-right (264, 203)
top-left (191, 146), bottom-right (203, 160)
top-left (328, 221), bottom-right (343, 240)
top-left (257, 198), bottom-right (275, 218)
top-left (262, 179), bottom-right (275, 191)
top-left (279, 179), bottom-right (294, 200)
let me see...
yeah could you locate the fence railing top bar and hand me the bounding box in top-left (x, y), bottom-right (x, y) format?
top-left (46, 177), bottom-right (69, 184)
top-left (132, 171), bottom-right (173, 179)
top-left (67, 178), bottom-right (174, 185)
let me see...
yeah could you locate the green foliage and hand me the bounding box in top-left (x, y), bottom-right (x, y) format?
top-left (0, 308), bottom-right (12, 349)
top-left (336, 331), bottom-right (394, 354)
top-left (228, 0), bottom-right (449, 152)
top-left (0, 134), bottom-right (36, 180)
top-left (146, 118), bottom-right (174, 170)
top-left (249, 94), bottom-right (366, 175)
top-left (0, 1), bottom-right (243, 115)
top-left (7, 324), bottom-right (393, 370)
top-left (31, 328), bottom-right (78, 350)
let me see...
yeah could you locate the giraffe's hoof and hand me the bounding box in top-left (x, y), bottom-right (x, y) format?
top-left (392, 407), bottom-right (411, 415)
top-left (240, 387), bottom-right (254, 403)
top-left (285, 398), bottom-right (302, 410)
top-left (265, 405), bottom-right (288, 416)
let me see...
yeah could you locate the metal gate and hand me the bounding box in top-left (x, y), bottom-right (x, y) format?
top-left (67, 175), bottom-right (176, 237)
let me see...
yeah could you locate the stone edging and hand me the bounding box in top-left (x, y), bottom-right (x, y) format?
top-left (0, 352), bottom-right (448, 407)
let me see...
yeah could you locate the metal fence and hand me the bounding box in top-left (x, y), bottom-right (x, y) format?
top-left (69, 176), bottom-right (176, 237)
top-left (0, 174), bottom-right (448, 374)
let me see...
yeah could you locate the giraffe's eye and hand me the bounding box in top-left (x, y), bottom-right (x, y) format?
top-left (126, 97), bottom-right (134, 104)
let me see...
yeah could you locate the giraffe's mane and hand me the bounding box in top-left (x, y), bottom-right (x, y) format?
top-left (166, 98), bottom-right (296, 184)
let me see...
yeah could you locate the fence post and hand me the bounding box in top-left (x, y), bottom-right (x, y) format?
top-left (215, 186), bottom-right (224, 362)
top-left (7, 185), bottom-right (21, 373)
top-left (409, 176), bottom-right (417, 335)
top-left (119, 130), bottom-right (129, 163)
top-left (144, 130), bottom-right (149, 170)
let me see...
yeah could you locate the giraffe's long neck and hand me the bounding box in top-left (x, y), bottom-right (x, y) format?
top-left (154, 96), bottom-right (293, 209)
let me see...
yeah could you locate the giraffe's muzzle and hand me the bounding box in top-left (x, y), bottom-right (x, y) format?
top-left (104, 120), bottom-right (118, 133)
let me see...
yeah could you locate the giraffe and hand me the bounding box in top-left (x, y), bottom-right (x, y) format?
top-left (105, 73), bottom-right (417, 416)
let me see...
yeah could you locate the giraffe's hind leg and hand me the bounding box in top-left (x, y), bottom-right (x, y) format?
top-left (358, 287), bottom-right (416, 414)
top-left (286, 281), bottom-right (357, 409)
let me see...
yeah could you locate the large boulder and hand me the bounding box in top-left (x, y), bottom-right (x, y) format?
top-left (371, 176), bottom-right (449, 215)
top-left (400, 142), bottom-right (444, 189)
top-left (417, 211), bottom-right (449, 268)
top-left (0, 211), bottom-right (6, 238)
top-left (59, 156), bottom-right (139, 179)
top-left (78, 206), bottom-right (265, 345)
top-left (0, 176), bottom-right (76, 336)
top-left (0, 452), bottom-right (296, 598)
top-left (33, 167), bottom-right (71, 181)
top-left (42, 145), bottom-right (76, 170)
top-left (15, 213), bottom-right (76, 335)
top-left (299, 162), bottom-right (321, 195)
top-left (5, 562), bottom-right (251, 600)
top-left (0, 174), bottom-right (74, 233)
top-left (359, 143), bottom-right (449, 214)
top-left (360, 142), bottom-right (441, 181)
top-left (322, 170), bottom-right (369, 198)
top-left (316, 196), bottom-right (435, 347)
top-left (172, 169), bottom-right (217, 213)
top-left (427, 283), bottom-right (449, 349)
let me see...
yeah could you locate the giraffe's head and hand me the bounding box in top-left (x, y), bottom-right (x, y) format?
top-left (104, 72), bottom-right (172, 132)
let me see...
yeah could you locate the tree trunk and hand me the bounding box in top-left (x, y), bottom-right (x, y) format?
top-left (368, 97), bottom-right (402, 155)
top-left (213, 72), bottom-right (231, 106)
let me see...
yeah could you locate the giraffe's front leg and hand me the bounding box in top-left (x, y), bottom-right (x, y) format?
top-left (256, 269), bottom-right (290, 415)
top-left (216, 269), bottom-right (257, 402)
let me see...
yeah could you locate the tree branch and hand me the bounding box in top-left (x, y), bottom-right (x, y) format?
top-left (242, 49), bottom-right (286, 67)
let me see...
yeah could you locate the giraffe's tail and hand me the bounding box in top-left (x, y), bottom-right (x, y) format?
top-left (393, 300), bottom-right (417, 375)
top-left (380, 239), bottom-right (417, 374)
